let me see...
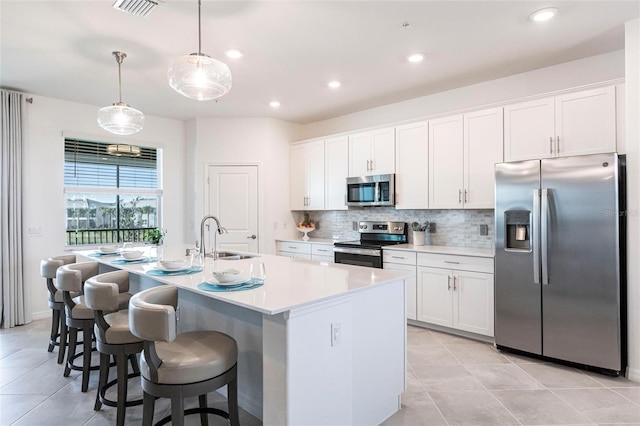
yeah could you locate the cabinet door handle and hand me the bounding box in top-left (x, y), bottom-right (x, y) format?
top-left (247, 235), bottom-right (257, 239)
top-left (391, 256), bottom-right (405, 260)
top-left (371, 159), bottom-right (374, 170)
top-left (317, 249), bottom-right (328, 252)
top-left (453, 276), bottom-right (457, 291)
top-left (447, 275), bottom-right (452, 291)
top-left (556, 136), bottom-right (560, 154)
top-left (549, 137), bottom-right (553, 154)
top-left (464, 189), bottom-right (468, 203)
top-left (444, 260), bottom-right (460, 264)
top-left (458, 189), bottom-right (462, 203)
top-left (366, 159), bottom-right (370, 171)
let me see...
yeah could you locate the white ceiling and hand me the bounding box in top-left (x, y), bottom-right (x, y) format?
top-left (1, 1), bottom-right (638, 124)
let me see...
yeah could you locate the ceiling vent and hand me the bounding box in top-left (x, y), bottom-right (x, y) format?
top-left (112, 0), bottom-right (160, 18)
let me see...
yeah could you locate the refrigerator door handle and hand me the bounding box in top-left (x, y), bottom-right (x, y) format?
top-left (541, 188), bottom-right (549, 285)
top-left (533, 189), bottom-right (541, 284)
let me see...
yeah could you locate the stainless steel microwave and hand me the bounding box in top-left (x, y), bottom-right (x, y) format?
top-left (346, 174), bottom-right (395, 207)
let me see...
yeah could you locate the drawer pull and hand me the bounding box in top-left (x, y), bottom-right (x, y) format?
top-left (288, 246), bottom-right (297, 249)
top-left (317, 249), bottom-right (328, 252)
top-left (391, 256), bottom-right (405, 260)
top-left (444, 261), bottom-right (460, 264)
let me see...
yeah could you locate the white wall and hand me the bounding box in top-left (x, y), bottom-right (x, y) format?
top-left (188, 117), bottom-right (302, 255)
top-left (298, 50), bottom-right (625, 140)
top-left (22, 95), bottom-right (187, 319)
top-left (625, 19), bottom-right (640, 381)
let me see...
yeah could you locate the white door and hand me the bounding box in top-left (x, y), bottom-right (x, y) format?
top-left (370, 127), bottom-right (396, 174)
top-left (395, 122), bottom-right (428, 209)
top-left (417, 266), bottom-right (453, 327)
top-left (290, 144), bottom-right (308, 210)
top-left (504, 97), bottom-right (555, 161)
top-left (348, 131), bottom-right (372, 176)
top-left (452, 270), bottom-right (494, 337)
top-left (306, 140), bottom-right (325, 210)
top-left (324, 135), bottom-right (348, 210)
top-left (207, 165), bottom-right (259, 253)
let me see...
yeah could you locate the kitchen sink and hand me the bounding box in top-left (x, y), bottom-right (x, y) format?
top-left (214, 251), bottom-right (257, 260)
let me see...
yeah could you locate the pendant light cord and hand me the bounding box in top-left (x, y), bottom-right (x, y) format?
top-left (198, 0), bottom-right (202, 55)
top-left (117, 57), bottom-right (123, 103)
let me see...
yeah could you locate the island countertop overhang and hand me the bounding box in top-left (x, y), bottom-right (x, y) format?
top-left (75, 249), bottom-right (411, 316)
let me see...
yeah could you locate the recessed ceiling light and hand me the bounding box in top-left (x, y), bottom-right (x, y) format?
top-left (328, 81), bottom-right (341, 89)
top-left (225, 49), bottom-right (243, 59)
top-left (269, 101), bottom-right (281, 108)
top-left (529, 7), bottom-right (558, 22)
top-left (407, 53), bottom-right (425, 63)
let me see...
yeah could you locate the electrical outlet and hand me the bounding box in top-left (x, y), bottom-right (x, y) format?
top-left (429, 223), bottom-right (436, 233)
top-left (352, 221), bottom-right (358, 231)
top-left (479, 224), bottom-right (489, 236)
top-left (331, 322), bottom-right (342, 346)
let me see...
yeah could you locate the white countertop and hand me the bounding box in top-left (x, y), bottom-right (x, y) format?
top-left (76, 249), bottom-right (410, 316)
top-left (384, 244), bottom-right (494, 258)
top-left (276, 237), bottom-right (336, 245)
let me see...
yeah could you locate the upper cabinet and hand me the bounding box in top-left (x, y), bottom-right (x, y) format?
top-left (324, 135), bottom-right (349, 210)
top-left (429, 108), bottom-right (503, 209)
top-left (504, 86), bottom-right (616, 161)
top-left (290, 140), bottom-right (325, 210)
top-left (348, 127), bottom-right (395, 176)
top-left (395, 122), bottom-right (429, 209)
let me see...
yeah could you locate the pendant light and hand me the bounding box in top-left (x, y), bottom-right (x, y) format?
top-left (167, 0), bottom-right (232, 101)
top-left (97, 51), bottom-right (145, 135)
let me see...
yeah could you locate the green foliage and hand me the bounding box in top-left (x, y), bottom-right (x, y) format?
top-left (145, 228), bottom-right (165, 245)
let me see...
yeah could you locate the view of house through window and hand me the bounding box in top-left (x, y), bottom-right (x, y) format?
top-left (64, 139), bottom-right (162, 246)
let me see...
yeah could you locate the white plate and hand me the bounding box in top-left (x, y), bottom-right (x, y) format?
top-left (121, 256), bottom-right (145, 262)
top-left (154, 264), bottom-right (191, 272)
top-left (206, 276), bottom-right (250, 287)
top-left (96, 248), bottom-right (119, 255)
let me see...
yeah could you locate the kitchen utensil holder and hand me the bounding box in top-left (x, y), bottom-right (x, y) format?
top-left (413, 231), bottom-right (425, 246)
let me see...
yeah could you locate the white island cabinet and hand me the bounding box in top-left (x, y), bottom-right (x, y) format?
top-left (76, 249), bottom-right (408, 426)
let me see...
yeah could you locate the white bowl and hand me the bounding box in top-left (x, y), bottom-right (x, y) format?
top-left (212, 269), bottom-right (242, 283)
top-left (158, 259), bottom-right (186, 270)
top-left (121, 250), bottom-right (144, 260)
top-left (99, 246), bottom-right (118, 254)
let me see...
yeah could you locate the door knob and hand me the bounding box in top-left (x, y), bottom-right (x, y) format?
top-left (247, 235), bottom-right (257, 239)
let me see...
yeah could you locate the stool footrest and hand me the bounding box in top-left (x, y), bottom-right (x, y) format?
top-left (98, 372), bottom-right (143, 409)
top-left (154, 407), bottom-right (230, 426)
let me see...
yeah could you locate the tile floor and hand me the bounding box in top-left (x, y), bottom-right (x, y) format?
top-left (1, 319), bottom-right (639, 425)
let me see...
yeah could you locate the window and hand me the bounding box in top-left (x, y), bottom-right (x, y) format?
top-left (64, 138), bottom-right (162, 246)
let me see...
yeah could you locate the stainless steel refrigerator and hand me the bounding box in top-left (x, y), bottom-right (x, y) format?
top-left (495, 153), bottom-right (626, 374)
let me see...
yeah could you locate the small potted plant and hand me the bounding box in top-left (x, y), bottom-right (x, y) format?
top-left (144, 228), bottom-right (165, 245)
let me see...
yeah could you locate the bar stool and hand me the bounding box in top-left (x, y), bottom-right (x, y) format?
top-left (85, 270), bottom-right (143, 426)
top-left (128, 286), bottom-right (240, 426)
top-left (40, 254), bottom-right (76, 364)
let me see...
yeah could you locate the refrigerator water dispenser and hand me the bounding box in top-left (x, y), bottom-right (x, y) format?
top-left (505, 210), bottom-right (530, 251)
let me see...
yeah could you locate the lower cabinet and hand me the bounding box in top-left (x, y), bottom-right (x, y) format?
top-left (417, 267), bottom-right (494, 336)
top-left (383, 251), bottom-right (417, 320)
top-left (276, 241), bottom-right (334, 262)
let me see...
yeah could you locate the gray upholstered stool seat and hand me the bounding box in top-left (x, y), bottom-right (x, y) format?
top-left (85, 270), bottom-right (142, 426)
top-left (40, 255), bottom-right (76, 364)
top-left (129, 285), bottom-right (240, 426)
top-left (56, 261), bottom-right (102, 392)
top-left (145, 330), bottom-right (237, 385)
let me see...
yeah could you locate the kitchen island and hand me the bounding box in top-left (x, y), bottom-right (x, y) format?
top-left (76, 249), bottom-right (410, 425)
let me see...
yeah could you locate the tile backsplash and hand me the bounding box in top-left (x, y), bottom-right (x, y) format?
top-left (293, 208), bottom-right (495, 249)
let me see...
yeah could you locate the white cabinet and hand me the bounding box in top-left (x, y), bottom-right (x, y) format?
top-left (348, 127), bottom-right (395, 176)
top-left (276, 241), bottom-right (334, 262)
top-left (504, 86), bottom-right (616, 161)
top-left (395, 122), bottom-right (429, 209)
top-left (276, 241), bottom-right (312, 260)
top-left (383, 250), bottom-right (417, 320)
top-left (290, 140), bottom-right (325, 210)
top-left (311, 243), bottom-right (334, 262)
top-left (429, 108), bottom-right (503, 209)
top-left (428, 115), bottom-right (464, 208)
top-left (324, 135), bottom-right (349, 210)
top-left (416, 253), bottom-right (494, 337)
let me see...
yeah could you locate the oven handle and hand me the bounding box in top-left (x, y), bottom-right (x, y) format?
top-left (333, 247), bottom-right (382, 257)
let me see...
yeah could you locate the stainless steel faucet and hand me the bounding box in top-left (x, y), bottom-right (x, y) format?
top-left (200, 215), bottom-right (227, 259)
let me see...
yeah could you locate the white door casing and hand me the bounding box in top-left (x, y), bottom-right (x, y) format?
top-left (207, 165), bottom-right (259, 253)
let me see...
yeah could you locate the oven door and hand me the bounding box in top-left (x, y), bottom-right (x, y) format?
top-left (333, 247), bottom-right (382, 268)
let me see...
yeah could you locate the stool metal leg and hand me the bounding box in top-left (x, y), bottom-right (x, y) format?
top-left (64, 326), bottom-right (77, 377)
top-left (228, 376), bottom-right (240, 426)
top-left (116, 353), bottom-right (128, 426)
top-left (170, 387), bottom-right (185, 426)
top-left (94, 352), bottom-right (110, 411)
top-left (57, 314), bottom-right (67, 364)
top-left (81, 323), bottom-right (93, 392)
top-left (142, 392), bottom-right (155, 426)
top-left (198, 394), bottom-right (209, 426)
top-left (48, 308), bottom-right (60, 352)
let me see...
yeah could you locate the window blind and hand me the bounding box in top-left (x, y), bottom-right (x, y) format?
top-left (64, 139), bottom-right (158, 189)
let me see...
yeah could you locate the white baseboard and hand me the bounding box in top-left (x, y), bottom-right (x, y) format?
top-left (31, 310), bottom-right (50, 321)
top-left (627, 366), bottom-right (640, 382)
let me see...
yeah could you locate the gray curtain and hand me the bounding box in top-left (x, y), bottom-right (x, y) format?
top-left (0, 89), bottom-right (27, 328)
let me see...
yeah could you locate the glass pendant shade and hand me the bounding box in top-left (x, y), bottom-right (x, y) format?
top-left (168, 53), bottom-right (232, 101)
top-left (97, 102), bottom-right (145, 135)
top-left (97, 51), bottom-right (144, 135)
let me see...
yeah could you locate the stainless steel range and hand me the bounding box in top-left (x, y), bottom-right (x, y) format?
top-left (334, 221), bottom-right (408, 268)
